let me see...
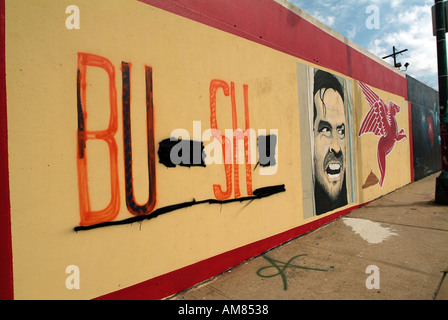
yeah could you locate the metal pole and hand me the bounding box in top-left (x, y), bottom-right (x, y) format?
top-left (434, 0), bottom-right (448, 204)
top-left (382, 46), bottom-right (407, 68)
top-left (393, 46), bottom-right (397, 68)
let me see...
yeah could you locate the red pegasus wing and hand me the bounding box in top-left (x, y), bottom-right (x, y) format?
top-left (358, 81), bottom-right (387, 137)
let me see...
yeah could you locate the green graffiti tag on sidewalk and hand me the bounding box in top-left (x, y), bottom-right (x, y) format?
top-left (256, 254), bottom-right (330, 291)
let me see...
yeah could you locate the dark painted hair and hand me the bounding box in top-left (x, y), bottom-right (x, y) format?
top-left (313, 69), bottom-right (344, 122)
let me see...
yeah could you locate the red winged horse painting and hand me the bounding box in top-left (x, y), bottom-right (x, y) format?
top-left (358, 81), bottom-right (407, 188)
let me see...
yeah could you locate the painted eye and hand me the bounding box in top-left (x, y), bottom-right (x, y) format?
top-left (337, 125), bottom-right (345, 138)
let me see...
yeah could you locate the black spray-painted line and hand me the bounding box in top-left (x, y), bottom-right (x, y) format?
top-left (74, 184), bottom-right (285, 232)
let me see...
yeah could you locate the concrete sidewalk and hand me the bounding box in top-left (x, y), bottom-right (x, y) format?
top-left (169, 172), bottom-right (448, 300)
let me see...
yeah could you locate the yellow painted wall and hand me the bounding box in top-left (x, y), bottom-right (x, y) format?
top-left (5, 0), bottom-right (411, 299)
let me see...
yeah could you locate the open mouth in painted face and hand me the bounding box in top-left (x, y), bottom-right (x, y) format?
top-left (325, 162), bottom-right (342, 181)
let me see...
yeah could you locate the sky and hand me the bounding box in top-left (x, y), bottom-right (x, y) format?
top-left (286, 0), bottom-right (440, 90)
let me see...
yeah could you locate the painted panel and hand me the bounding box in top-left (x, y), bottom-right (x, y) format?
top-left (297, 65), bottom-right (357, 218)
top-left (407, 75), bottom-right (441, 180)
top-left (6, 0), bottom-right (299, 299)
top-left (355, 83), bottom-right (411, 203)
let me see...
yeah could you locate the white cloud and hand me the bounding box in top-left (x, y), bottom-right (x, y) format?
top-left (367, 4), bottom-right (438, 87)
top-left (345, 25), bottom-right (357, 39)
top-left (311, 11), bottom-right (336, 27)
top-left (390, 0), bottom-right (404, 9)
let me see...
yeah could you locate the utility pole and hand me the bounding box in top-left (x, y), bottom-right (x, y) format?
top-left (433, 0), bottom-right (448, 204)
top-left (382, 46), bottom-right (408, 68)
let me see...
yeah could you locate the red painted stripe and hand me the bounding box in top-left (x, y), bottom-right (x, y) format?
top-left (94, 202), bottom-right (367, 300)
top-left (0, 0), bottom-right (14, 300)
top-left (138, 0), bottom-right (407, 98)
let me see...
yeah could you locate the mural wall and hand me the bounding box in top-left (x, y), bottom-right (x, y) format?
top-left (1, 0), bottom-right (414, 299)
top-left (407, 75), bottom-right (441, 181)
